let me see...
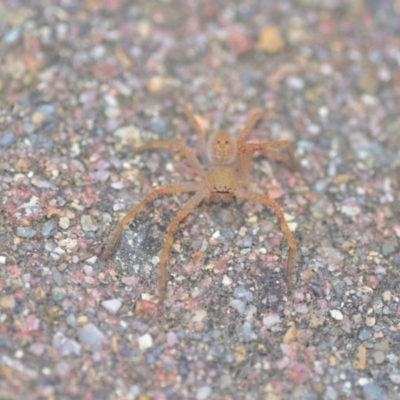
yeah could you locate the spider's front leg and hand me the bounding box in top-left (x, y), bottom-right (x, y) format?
top-left (157, 190), bottom-right (206, 304)
top-left (135, 141), bottom-right (204, 175)
top-left (100, 183), bottom-right (201, 261)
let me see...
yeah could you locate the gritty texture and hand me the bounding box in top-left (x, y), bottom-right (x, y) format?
top-left (0, 1), bottom-right (400, 399)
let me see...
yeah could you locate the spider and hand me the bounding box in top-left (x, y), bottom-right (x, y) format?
top-left (100, 104), bottom-right (299, 304)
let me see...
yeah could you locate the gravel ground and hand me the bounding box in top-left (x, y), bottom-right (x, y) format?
top-left (1, 1), bottom-right (400, 399)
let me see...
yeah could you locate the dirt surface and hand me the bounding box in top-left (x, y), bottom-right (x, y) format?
top-left (1, 1), bottom-right (400, 399)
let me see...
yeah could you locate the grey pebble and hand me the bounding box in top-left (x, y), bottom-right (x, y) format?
top-left (42, 221), bottom-right (56, 236)
top-left (362, 382), bottom-right (385, 400)
top-left (333, 281), bottom-right (346, 297)
top-left (31, 177), bottom-right (56, 189)
top-left (239, 322), bottom-right (256, 341)
top-left (53, 331), bottom-right (81, 357)
top-left (242, 235), bottom-right (253, 248)
top-left (66, 314), bottom-right (77, 328)
top-left (325, 386), bottom-right (338, 400)
top-left (0, 132), bottom-right (15, 147)
top-left (78, 323), bottom-right (105, 352)
top-left (37, 104), bottom-right (56, 115)
top-left (147, 117), bottom-right (169, 134)
top-left (358, 328), bottom-right (373, 341)
top-left (381, 238), bottom-right (398, 256)
top-left (52, 287), bottom-right (67, 303)
top-left (229, 298), bottom-right (246, 314)
top-left (16, 227), bottom-right (37, 238)
top-left (371, 350), bottom-right (386, 365)
top-left (52, 267), bottom-right (66, 286)
top-left (233, 286), bottom-right (254, 302)
top-left (3, 28), bottom-right (21, 44)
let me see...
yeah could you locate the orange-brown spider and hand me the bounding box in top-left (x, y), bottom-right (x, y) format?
top-left (100, 105), bottom-right (299, 304)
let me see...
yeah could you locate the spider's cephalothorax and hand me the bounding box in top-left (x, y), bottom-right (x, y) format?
top-left (101, 104), bottom-right (299, 304)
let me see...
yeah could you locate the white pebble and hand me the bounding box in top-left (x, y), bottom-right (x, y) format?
top-left (340, 204), bottom-right (361, 217)
top-left (262, 314), bottom-right (280, 328)
top-left (138, 333), bottom-right (153, 351)
top-left (330, 309), bottom-right (343, 320)
top-left (222, 275), bottom-right (232, 286)
top-left (101, 299), bottom-right (122, 314)
top-left (196, 386), bottom-right (211, 400)
top-left (191, 309), bottom-right (207, 323)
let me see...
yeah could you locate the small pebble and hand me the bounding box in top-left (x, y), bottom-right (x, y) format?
top-left (233, 286), bottom-right (254, 302)
top-left (222, 275), bottom-right (232, 286)
top-left (52, 287), bottom-right (67, 303)
top-left (358, 329), bottom-right (373, 341)
top-left (105, 107), bottom-right (121, 119)
top-left (365, 317), bottom-right (376, 327)
top-left (58, 217), bottom-right (70, 230)
top-left (229, 299), bottom-right (246, 314)
top-left (240, 322), bottom-right (256, 341)
top-left (381, 238), bottom-right (398, 256)
top-left (340, 204), bottom-right (361, 217)
top-left (330, 309), bottom-right (343, 320)
top-left (371, 351), bottom-right (385, 365)
top-left (138, 333), bottom-right (153, 351)
top-left (101, 299), bottom-right (122, 315)
top-left (362, 382), bottom-right (385, 400)
top-left (80, 215), bottom-right (98, 232)
top-left (16, 227), bottom-right (37, 238)
top-left (0, 295), bottom-right (16, 310)
top-left (0, 132), bottom-right (15, 147)
top-left (382, 290), bottom-right (391, 302)
top-left (191, 309), bottom-right (207, 323)
top-left (42, 221), bottom-right (56, 236)
top-left (114, 125), bottom-right (142, 147)
top-left (52, 267), bottom-right (66, 286)
top-left (31, 111), bottom-right (46, 127)
top-left (390, 374), bottom-right (400, 384)
top-left (254, 27), bottom-right (285, 53)
top-left (196, 386), bottom-right (212, 400)
top-left (166, 331), bottom-right (177, 347)
top-left (262, 314), bottom-right (280, 328)
top-left (31, 177), bottom-right (56, 189)
top-left (286, 76), bottom-right (305, 91)
top-left (78, 323), bottom-right (105, 352)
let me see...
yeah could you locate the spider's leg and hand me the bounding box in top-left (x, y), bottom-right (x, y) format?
top-left (237, 141), bottom-right (299, 185)
top-left (260, 140), bottom-right (299, 170)
top-left (178, 103), bottom-right (207, 158)
top-left (236, 188), bottom-right (296, 290)
top-left (236, 110), bottom-right (263, 185)
top-left (136, 141), bottom-right (204, 175)
top-left (158, 190), bottom-right (206, 304)
top-left (100, 183), bottom-right (201, 261)
top-left (237, 109), bottom-right (263, 149)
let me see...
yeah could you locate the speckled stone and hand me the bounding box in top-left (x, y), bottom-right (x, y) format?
top-left (16, 227), bottom-right (37, 238)
top-left (78, 323), bottom-right (105, 352)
